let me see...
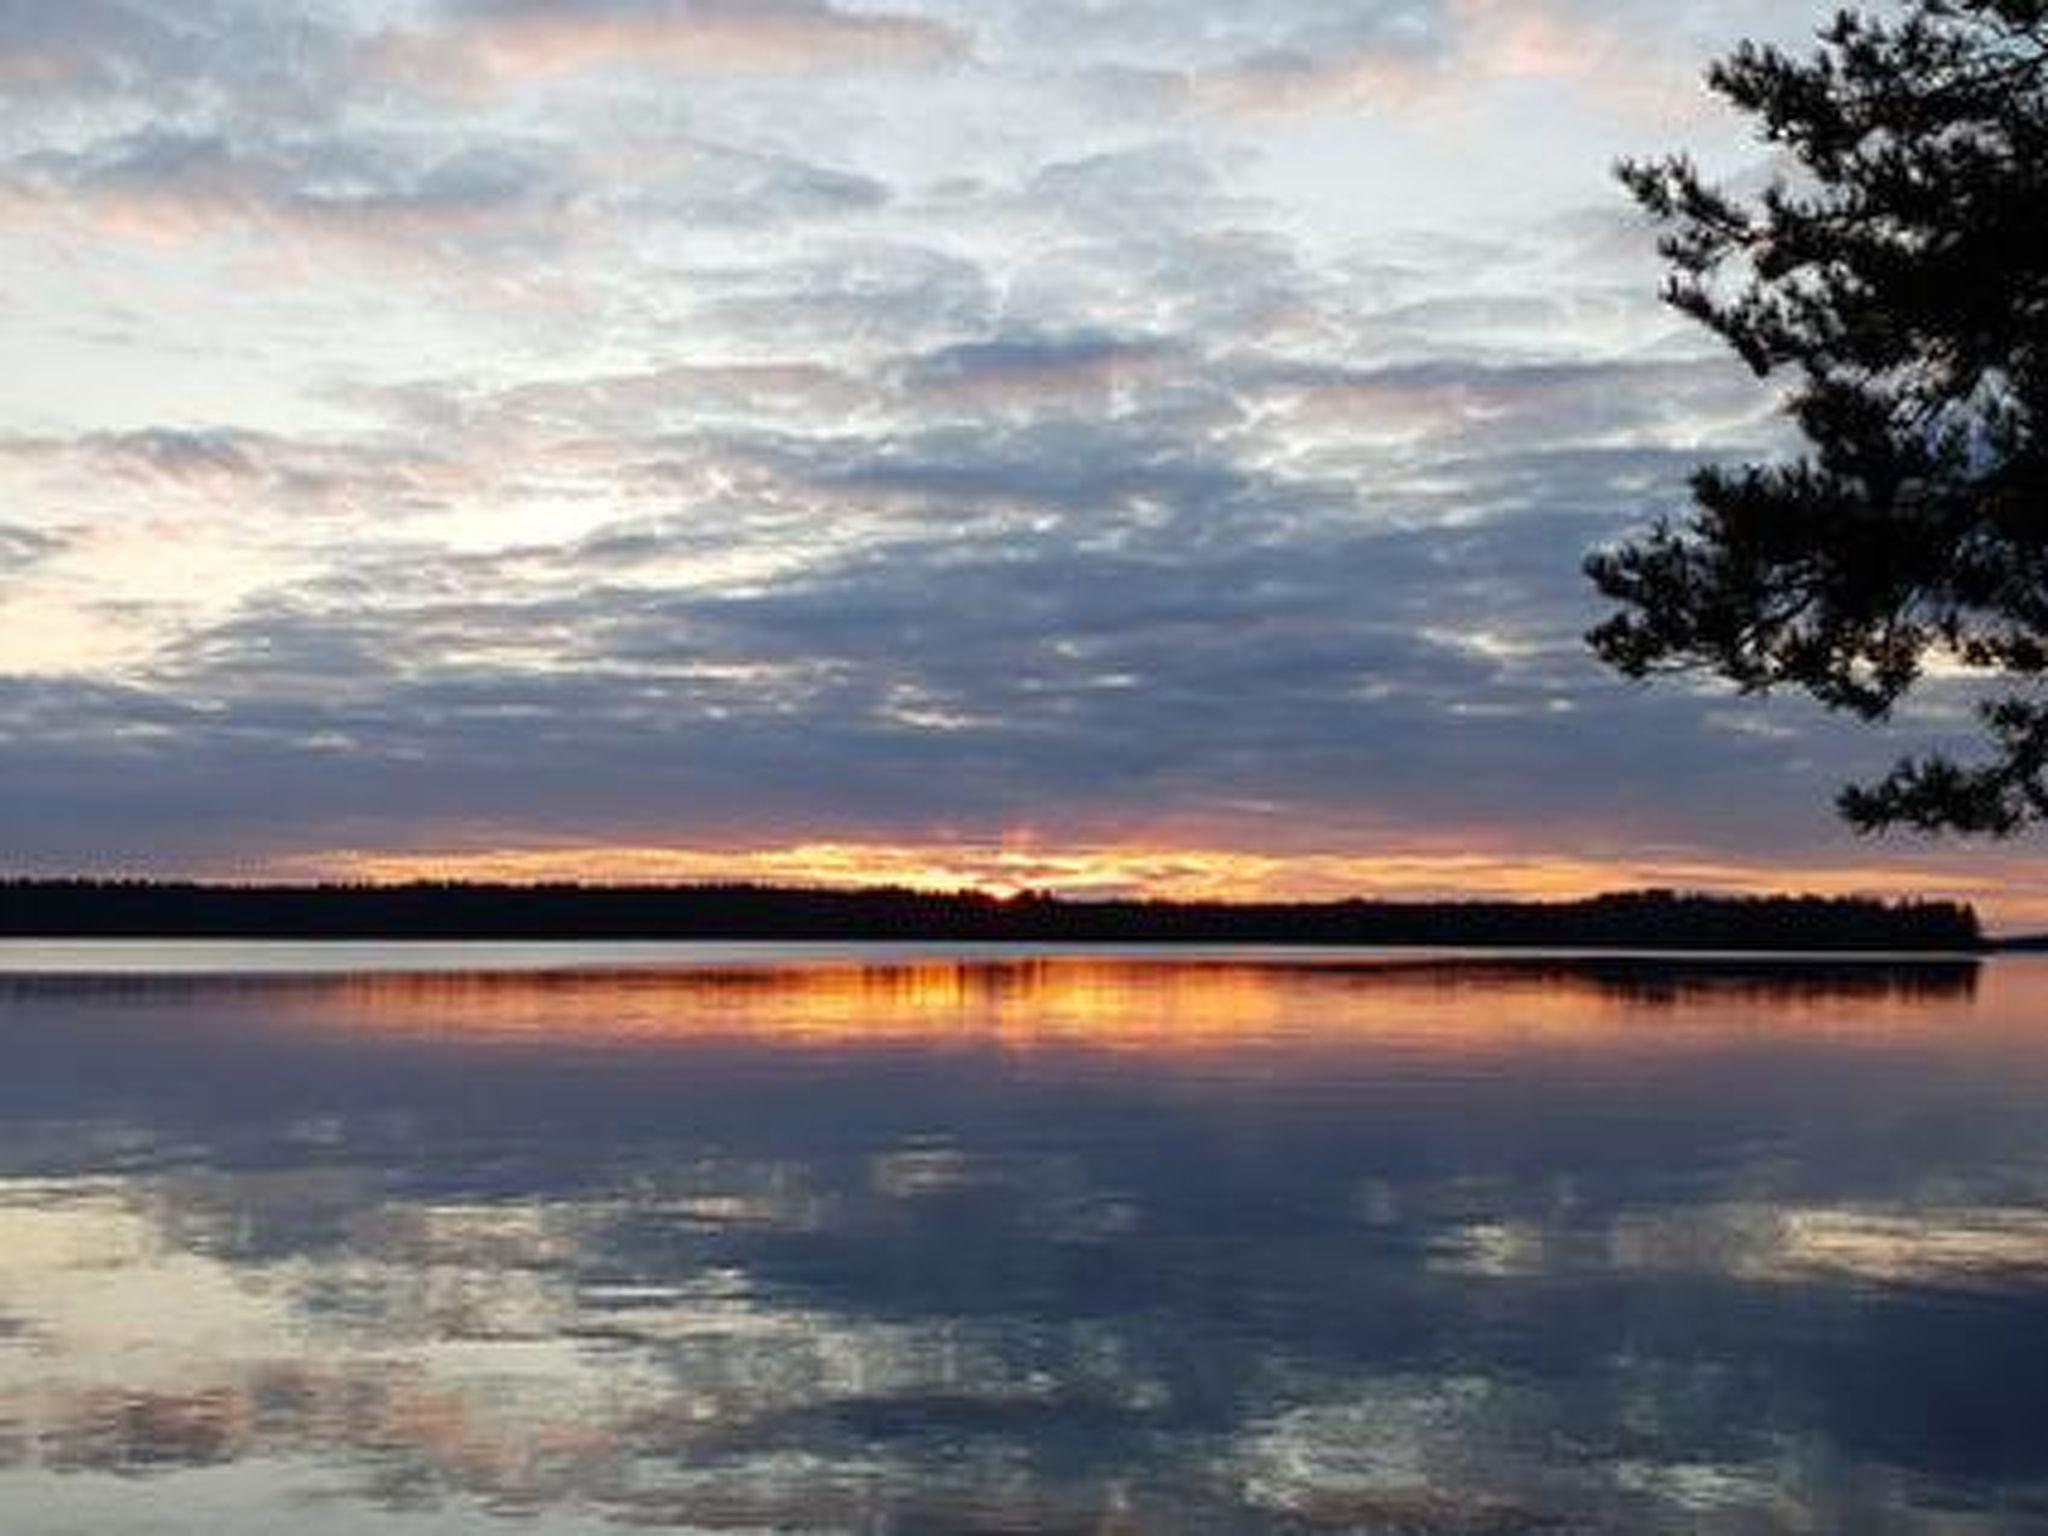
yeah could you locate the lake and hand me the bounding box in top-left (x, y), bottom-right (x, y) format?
top-left (0, 944), bottom-right (2043, 1533)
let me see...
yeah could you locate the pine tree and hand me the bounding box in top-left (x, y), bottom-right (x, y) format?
top-left (1587, 0), bottom-right (2048, 832)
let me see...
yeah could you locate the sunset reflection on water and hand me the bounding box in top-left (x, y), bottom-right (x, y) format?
top-left (3, 948), bottom-right (1999, 1054)
top-left (0, 948), bottom-right (2045, 1533)
top-left (277, 954), bottom-right (1989, 1053)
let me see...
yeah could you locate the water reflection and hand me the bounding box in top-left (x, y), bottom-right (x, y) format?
top-left (0, 950), bottom-right (2044, 1533)
top-left (0, 950), bottom-right (1988, 1051)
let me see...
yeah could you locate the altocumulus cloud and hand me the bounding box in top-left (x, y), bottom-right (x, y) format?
top-left (0, 0), bottom-right (2042, 919)
top-left (371, 0), bottom-right (968, 90)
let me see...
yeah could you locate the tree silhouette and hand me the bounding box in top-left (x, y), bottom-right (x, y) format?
top-left (0, 879), bottom-right (1984, 950)
top-left (1587, 0), bottom-right (2048, 832)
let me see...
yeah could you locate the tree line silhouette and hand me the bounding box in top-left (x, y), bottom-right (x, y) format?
top-left (0, 881), bottom-right (1984, 951)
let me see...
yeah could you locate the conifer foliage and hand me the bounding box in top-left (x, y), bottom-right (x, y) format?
top-left (1588, 1), bottom-right (2048, 832)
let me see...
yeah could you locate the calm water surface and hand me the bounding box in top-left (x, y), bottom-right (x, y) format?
top-left (0, 944), bottom-right (2044, 1533)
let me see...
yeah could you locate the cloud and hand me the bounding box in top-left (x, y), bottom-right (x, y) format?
top-left (0, 126), bottom-right (1832, 869)
top-left (604, 138), bottom-right (892, 228)
top-left (0, 0), bottom-right (171, 93)
top-left (674, 240), bottom-right (998, 359)
top-left (922, 0), bottom-right (1431, 78)
top-left (0, 521), bottom-right (62, 572)
top-left (1183, 0), bottom-right (1759, 119)
top-left (3, 425), bottom-right (489, 522)
top-left (472, 361), bottom-right (869, 434)
top-left (372, 0), bottom-right (969, 92)
top-left (0, 0), bottom-right (355, 119)
top-left (0, 442), bottom-right (1919, 870)
top-left (899, 332), bottom-right (1175, 416)
top-left (1244, 355), bottom-right (1769, 459)
top-left (0, 128), bottom-right (580, 257)
top-left (1027, 143), bottom-right (1220, 218)
top-left (77, 427), bottom-right (260, 482)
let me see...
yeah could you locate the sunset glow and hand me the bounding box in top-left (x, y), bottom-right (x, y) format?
top-left (294, 839), bottom-right (2048, 929)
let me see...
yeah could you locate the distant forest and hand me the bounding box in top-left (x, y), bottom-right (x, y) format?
top-left (0, 881), bottom-right (1985, 951)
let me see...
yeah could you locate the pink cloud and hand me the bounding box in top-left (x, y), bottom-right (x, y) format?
top-left (1453, 0), bottom-right (1615, 80)
top-left (0, 134), bottom-right (574, 272)
top-left (1194, 49), bottom-right (1436, 118)
top-left (0, 47), bottom-right (91, 87)
top-left (1198, 0), bottom-right (1683, 119)
top-left (370, 0), bottom-right (966, 93)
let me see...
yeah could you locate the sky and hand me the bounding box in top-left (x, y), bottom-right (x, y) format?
top-left (2, 0), bottom-right (2044, 925)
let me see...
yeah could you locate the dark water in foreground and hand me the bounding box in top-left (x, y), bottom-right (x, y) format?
top-left (0, 945), bottom-right (2044, 1534)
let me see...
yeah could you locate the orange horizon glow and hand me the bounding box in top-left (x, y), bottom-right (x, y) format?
top-left (258, 837), bottom-right (2048, 931)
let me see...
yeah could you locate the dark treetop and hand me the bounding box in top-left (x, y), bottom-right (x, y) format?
top-left (0, 881), bottom-right (1984, 951)
top-left (1588, 0), bottom-right (2048, 832)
